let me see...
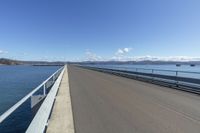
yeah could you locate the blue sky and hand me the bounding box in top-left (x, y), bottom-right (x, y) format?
top-left (0, 0), bottom-right (200, 61)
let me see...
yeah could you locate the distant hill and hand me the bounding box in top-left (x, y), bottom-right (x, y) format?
top-left (1, 58), bottom-right (200, 66)
top-left (0, 58), bottom-right (22, 65)
top-left (73, 60), bottom-right (200, 65)
top-left (0, 58), bottom-right (65, 66)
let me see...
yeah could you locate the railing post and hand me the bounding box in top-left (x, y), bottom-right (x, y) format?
top-left (135, 68), bottom-right (138, 79)
top-left (152, 69), bottom-right (154, 82)
top-left (52, 75), bottom-right (55, 82)
top-left (176, 71), bottom-right (179, 87)
top-left (43, 83), bottom-right (46, 96)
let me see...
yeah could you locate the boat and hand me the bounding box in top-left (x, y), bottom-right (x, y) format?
top-left (176, 64), bottom-right (181, 67)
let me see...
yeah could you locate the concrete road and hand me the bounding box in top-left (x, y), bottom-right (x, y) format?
top-left (68, 66), bottom-right (200, 133)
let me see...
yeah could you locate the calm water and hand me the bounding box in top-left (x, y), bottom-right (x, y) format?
top-left (0, 65), bottom-right (61, 132)
top-left (90, 64), bottom-right (200, 79)
top-left (92, 64), bottom-right (200, 72)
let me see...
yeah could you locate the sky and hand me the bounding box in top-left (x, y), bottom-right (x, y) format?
top-left (0, 0), bottom-right (200, 61)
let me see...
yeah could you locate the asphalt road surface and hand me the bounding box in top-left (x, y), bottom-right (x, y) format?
top-left (68, 65), bottom-right (200, 133)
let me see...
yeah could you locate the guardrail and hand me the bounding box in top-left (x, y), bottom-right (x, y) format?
top-left (81, 66), bottom-right (200, 94)
top-left (0, 66), bottom-right (64, 124)
top-left (26, 65), bottom-right (66, 133)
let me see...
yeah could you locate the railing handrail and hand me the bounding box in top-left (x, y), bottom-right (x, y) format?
top-left (26, 66), bottom-right (66, 133)
top-left (81, 65), bottom-right (200, 94)
top-left (0, 66), bottom-right (64, 123)
top-left (87, 65), bottom-right (200, 75)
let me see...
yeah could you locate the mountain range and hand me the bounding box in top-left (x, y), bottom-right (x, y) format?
top-left (1, 58), bottom-right (200, 66)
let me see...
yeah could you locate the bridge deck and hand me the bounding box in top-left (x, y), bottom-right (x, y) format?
top-left (68, 66), bottom-right (200, 133)
top-left (46, 66), bottom-right (74, 133)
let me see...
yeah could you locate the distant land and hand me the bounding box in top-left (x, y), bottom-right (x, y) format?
top-left (0, 58), bottom-right (65, 66)
top-left (70, 60), bottom-right (200, 66)
top-left (0, 58), bottom-right (22, 65)
top-left (1, 58), bottom-right (200, 66)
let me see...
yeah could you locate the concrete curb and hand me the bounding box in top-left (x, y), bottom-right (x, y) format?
top-left (46, 65), bottom-right (75, 133)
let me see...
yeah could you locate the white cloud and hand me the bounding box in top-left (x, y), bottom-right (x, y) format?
top-left (116, 48), bottom-right (132, 55)
top-left (85, 50), bottom-right (102, 61)
top-left (0, 50), bottom-right (8, 54)
top-left (117, 49), bottom-right (124, 54)
top-left (111, 55), bottom-right (200, 62)
top-left (82, 48), bottom-right (200, 62)
top-left (124, 48), bottom-right (131, 52)
top-left (105, 54), bottom-right (200, 62)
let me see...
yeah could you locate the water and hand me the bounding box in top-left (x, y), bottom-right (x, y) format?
top-left (0, 65), bottom-right (61, 132)
top-left (92, 64), bottom-right (200, 72)
top-left (89, 64), bottom-right (200, 79)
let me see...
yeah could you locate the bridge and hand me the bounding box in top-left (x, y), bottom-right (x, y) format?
top-left (1, 65), bottom-right (200, 133)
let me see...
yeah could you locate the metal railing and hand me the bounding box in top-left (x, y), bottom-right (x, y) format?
top-left (26, 65), bottom-right (66, 133)
top-left (81, 65), bottom-right (200, 94)
top-left (0, 66), bottom-right (64, 124)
